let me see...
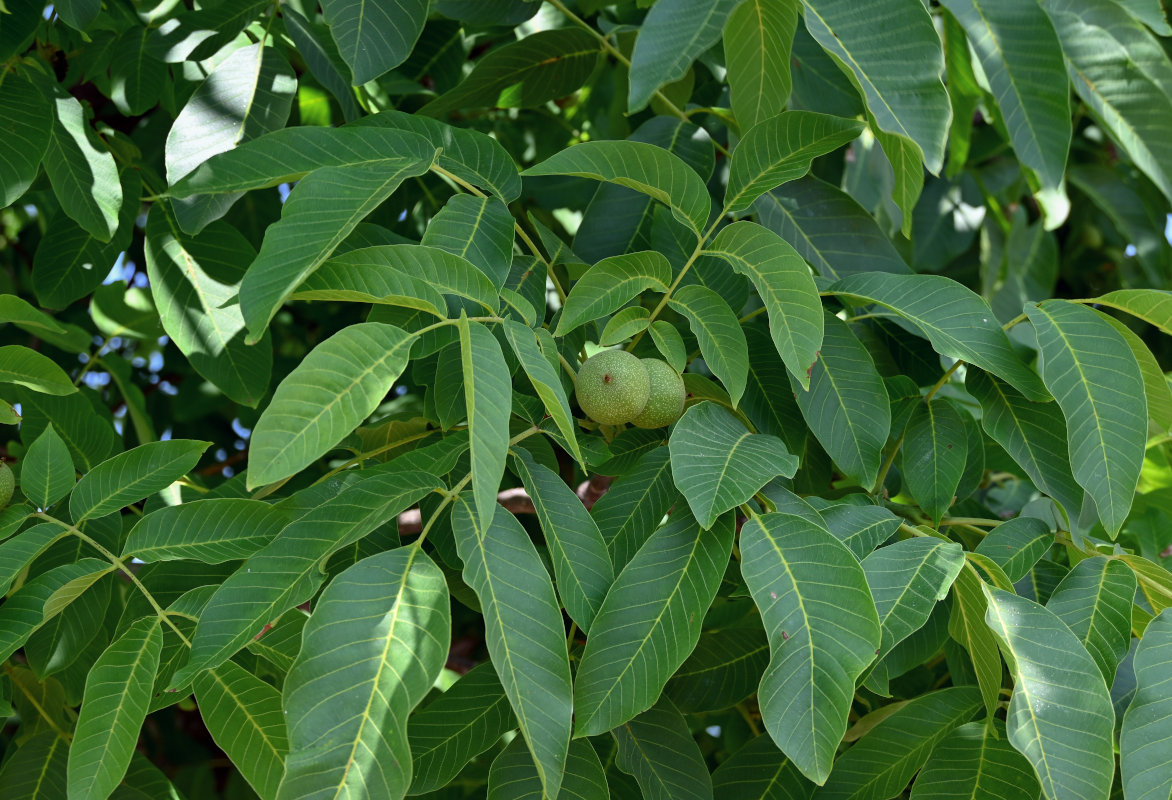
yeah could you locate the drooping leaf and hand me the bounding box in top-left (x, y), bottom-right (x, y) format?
top-left (792, 313), bottom-right (890, 490)
top-left (817, 687), bottom-right (982, 800)
top-left (282, 8), bottom-right (362, 122)
top-left (705, 222), bottom-right (823, 388)
top-left (487, 736), bottom-right (608, 800)
top-left (247, 323), bottom-right (415, 489)
top-left (668, 285), bottom-right (749, 406)
top-left (194, 660), bottom-right (289, 800)
top-left (0, 71), bottom-right (51, 207)
top-left (421, 194), bottom-right (514, 290)
top-left (711, 733), bottom-right (812, 800)
top-left (512, 448), bottom-right (613, 633)
top-left (726, 112), bottom-right (864, 213)
top-left (974, 516), bottom-right (1053, 583)
top-left (0, 732), bottom-right (69, 799)
top-left (669, 402), bottom-right (797, 528)
top-left (801, 0), bottom-right (951, 173)
top-left (321, 0), bottom-right (428, 85)
top-left (503, 323), bottom-right (585, 468)
top-left (910, 719), bottom-right (1040, 800)
top-left (278, 546), bottom-right (449, 800)
top-left (1045, 557), bottom-right (1136, 686)
top-left (0, 346), bottom-right (77, 397)
top-left (459, 317), bottom-right (511, 530)
top-left (524, 140), bottom-right (712, 235)
top-left (1120, 607), bottom-right (1172, 800)
top-left (819, 503), bottom-right (902, 561)
top-left (450, 498), bottom-right (573, 800)
top-left (591, 446), bottom-right (680, 571)
top-left (665, 626), bottom-right (771, 713)
top-left (574, 507), bottom-right (733, 735)
top-left (70, 440), bottom-right (210, 522)
top-left (900, 399), bottom-right (968, 525)
top-left (44, 92), bottom-right (122, 242)
top-left (166, 42), bottom-right (297, 235)
top-left (724, 0), bottom-right (800, 131)
top-left (740, 512), bottom-right (881, 784)
top-left (612, 696), bottom-right (714, 800)
top-left (984, 587), bottom-right (1116, 800)
top-left (1026, 300), bottom-right (1146, 537)
top-left (939, 0), bottom-right (1070, 190)
top-left (408, 662), bottom-right (516, 795)
top-left (627, 0), bottom-right (743, 112)
top-left (420, 29), bottom-right (601, 118)
top-left (832, 272), bottom-right (1049, 401)
top-left (320, 245), bottom-right (498, 314)
top-left (67, 617), bottom-right (163, 800)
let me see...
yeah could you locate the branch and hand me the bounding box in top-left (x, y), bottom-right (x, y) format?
top-left (397, 477), bottom-right (612, 534)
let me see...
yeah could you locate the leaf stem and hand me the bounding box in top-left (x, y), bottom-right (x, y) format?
top-left (36, 512), bottom-right (192, 647)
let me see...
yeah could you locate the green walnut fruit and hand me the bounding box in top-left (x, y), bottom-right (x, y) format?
top-left (631, 358), bottom-right (686, 428)
top-left (576, 350), bottom-right (651, 425)
top-left (0, 461), bottom-right (13, 508)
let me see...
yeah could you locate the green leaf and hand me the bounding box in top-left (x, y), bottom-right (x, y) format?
top-left (601, 306), bottom-right (652, 346)
top-left (612, 696), bottom-right (714, 800)
top-left (591, 446), bottom-right (680, 571)
top-left (1098, 310), bottom-right (1172, 433)
top-left (939, 0), bottom-right (1070, 190)
top-left (278, 546), bottom-right (449, 800)
top-left (458, 317), bottom-right (511, 530)
top-left (818, 687), bottom-right (983, 799)
top-left (67, 617), bottom-right (163, 800)
top-left (321, 245), bottom-right (499, 314)
top-left (512, 449), bottom-right (613, 633)
top-left (123, 499), bottom-right (288, 564)
top-left (900, 400), bottom-right (968, 525)
top-left (818, 504), bottom-right (901, 561)
top-left (756, 177), bottom-right (911, 278)
top-left (145, 0), bottom-right (269, 61)
top-left (450, 498), bottom-right (573, 799)
top-left (724, 0), bottom-right (800, 131)
top-left (247, 322), bottom-right (415, 489)
top-left (726, 112), bottom-right (864, 213)
top-left (1025, 300), bottom-right (1146, 536)
top-left (974, 516), bottom-right (1053, 583)
top-left (556, 251), bottom-right (672, 336)
top-left (668, 284), bottom-right (749, 406)
top-left (166, 43), bottom-right (297, 235)
top-left (0, 732), bottom-right (69, 799)
top-left (108, 27), bottom-right (165, 116)
top-left (350, 109), bottom-right (522, 202)
top-left (711, 733), bottom-right (812, 800)
top-left (863, 538), bottom-right (964, 669)
top-left (523, 140), bottom-right (712, 235)
top-left (1041, 0), bottom-right (1172, 205)
top-left (420, 29), bottom-right (601, 117)
top-left (240, 157), bottom-right (435, 340)
top-left (193, 661), bottom-right (289, 800)
top-left (282, 8), bottom-right (362, 121)
top-left (22, 424), bottom-right (75, 511)
top-left (665, 626), bottom-right (771, 713)
top-left (292, 255), bottom-right (448, 319)
top-left (0, 71), bottom-right (50, 207)
top-left (832, 273), bottom-right (1049, 401)
top-left (174, 469), bottom-right (440, 684)
top-left (44, 93), bottom-right (122, 242)
top-left (144, 209), bottom-right (272, 407)
top-left (0, 559), bottom-right (111, 663)
top-left (1045, 557), bottom-right (1136, 685)
top-left (875, 124), bottom-right (925, 238)
top-left (705, 222), bottom-right (823, 388)
top-left (1120, 607), bottom-right (1172, 800)
top-left (70, 440), bottom-right (209, 522)
top-left (503, 323), bottom-right (585, 468)
top-left (408, 662), bottom-right (516, 795)
top-left (0, 346), bottom-right (77, 396)
top-left (948, 564), bottom-right (1005, 721)
top-left (574, 507), bottom-right (733, 735)
top-left (801, 0), bottom-right (951, 173)
top-left (983, 587), bottom-right (1116, 800)
top-left (650, 320), bottom-right (688, 373)
top-left (487, 736), bottom-right (608, 800)
top-left (421, 194), bottom-right (514, 290)
top-left (910, 719), bottom-right (1040, 800)
top-left (740, 513), bottom-right (881, 784)
top-left (1090, 289), bottom-right (1172, 335)
top-left (628, 0), bottom-right (742, 111)
top-left (321, 0), bottom-right (427, 84)
top-left (792, 313), bottom-right (889, 490)
top-left (669, 402), bottom-right (797, 529)
top-left (965, 370), bottom-right (1083, 519)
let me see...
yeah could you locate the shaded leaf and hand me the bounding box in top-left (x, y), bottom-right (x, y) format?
top-left (22, 424), bottom-right (75, 511)
top-left (123, 499), bottom-right (288, 564)
top-left (900, 399), bottom-right (968, 525)
top-left (724, 0), bottom-right (800, 131)
top-left (1120, 607), bottom-right (1172, 800)
top-left (322, 0), bottom-right (428, 85)
top-left (70, 440), bottom-right (209, 522)
top-left (1046, 557), bottom-right (1136, 685)
top-left (459, 317), bottom-right (511, 530)
top-left (668, 285), bottom-right (749, 406)
top-left (613, 696), bottom-right (713, 800)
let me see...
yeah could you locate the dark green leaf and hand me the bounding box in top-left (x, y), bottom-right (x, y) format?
top-left (321, 0), bottom-right (428, 84)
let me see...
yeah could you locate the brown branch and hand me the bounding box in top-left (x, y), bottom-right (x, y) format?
top-left (397, 478), bottom-right (612, 535)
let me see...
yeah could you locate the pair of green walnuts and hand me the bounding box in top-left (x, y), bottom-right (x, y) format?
top-left (575, 350), bottom-right (685, 429)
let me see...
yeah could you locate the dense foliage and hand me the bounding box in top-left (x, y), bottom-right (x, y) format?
top-left (2, 0), bottom-right (1172, 798)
